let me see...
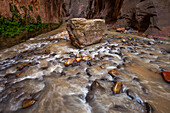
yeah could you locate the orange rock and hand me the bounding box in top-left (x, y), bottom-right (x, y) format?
top-left (83, 56), bottom-right (92, 61)
top-left (131, 64), bottom-right (135, 66)
top-left (108, 69), bottom-right (120, 77)
top-left (22, 99), bottom-right (36, 109)
top-left (11, 89), bottom-right (17, 93)
top-left (76, 58), bottom-right (82, 62)
top-left (122, 39), bottom-right (126, 42)
top-left (117, 40), bottom-right (121, 43)
top-left (100, 65), bottom-right (105, 69)
top-left (64, 58), bottom-right (76, 66)
top-left (162, 72), bottom-right (170, 82)
top-left (112, 82), bottom-right (122, 94)
top-left (15, 72), bottom-right (23, 77)
top-left (116, 27), bottom-right (125, 32)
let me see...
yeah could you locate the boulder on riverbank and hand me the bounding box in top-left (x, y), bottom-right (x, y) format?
top-left (66, 18), bottom-right (105, 48)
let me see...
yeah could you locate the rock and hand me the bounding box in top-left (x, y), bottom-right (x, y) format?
top-left (22, 99), bottom-right (36, 109)
top-left (64, 58), bottom-right (76, 66)
top-left (112, 82), bottom-right (122, 94)
top-left (125, 89), bottom-right (136, 100)
top-left (143, 102), bottom-right (153, 113)
top-left (83, 56), bottom-right (92, 61)
top-left (76, 54), bottom-right (82, 58)
top-left (76, 58), bottom-right (82, 62)
top-left (108, 69), bottom-right (120, 77)
top-left (67, 18), bottom-right (105, 48)
top-left (117, 40), bottom-right (122, 43)
top-left (114, 0), bottom-right (170, 37)
top-left (116, 27), bottom-right (125, 32)
top-left (162, 72), bottom-right (170, 83)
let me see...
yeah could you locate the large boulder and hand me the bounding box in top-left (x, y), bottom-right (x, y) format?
top-left (66, 18), bottom-right (105, 48)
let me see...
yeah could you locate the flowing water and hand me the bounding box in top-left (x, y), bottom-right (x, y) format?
top-left (0, 24), bottom-right (170, 113)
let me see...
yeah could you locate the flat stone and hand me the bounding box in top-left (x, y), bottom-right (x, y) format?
top-left (67, 18), bottom-right (105, 48)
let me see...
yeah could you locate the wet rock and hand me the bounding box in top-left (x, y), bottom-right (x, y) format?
top-left (125, 89), bottom-right (136, 100)
top-left (83, 56), bottom-right (92, 61)
top-left (22, 99), bottom-right (36, 109)
top-left (112, 82), bottom-right (122, 94)
top-left (86, 68), bottom-right (92, 77)
top-left (90, 81), bottom-right (105, 91)
top-left (108, 69), bottom-right (120, 77)
top-left (64, 58), bottom-right (76, 66)
top-left (85, 91), bottom-right (94, 102)
top-left (143, 102), bottom-right (153, 113)
top-left (116, 27), bottom-right (125, 32)
top-left (76, 58), bottom-right (82, 62)
top-left (162, 72), bottom-right (170, 83)
top-left (117, 40), bottom-right (122, 43)
top-left (17, 62), bottom-right (30, 70)
top-left (67, 18), bottom-right (105, 48)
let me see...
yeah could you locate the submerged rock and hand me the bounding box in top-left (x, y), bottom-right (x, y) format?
top-left (67, 18), bottom-right (105, 48)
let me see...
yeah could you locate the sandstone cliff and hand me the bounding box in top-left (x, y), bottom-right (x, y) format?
top-left (0, 0), bottom-right (169, 37)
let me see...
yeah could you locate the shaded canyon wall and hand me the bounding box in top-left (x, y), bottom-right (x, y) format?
top-left (0, 0), bottom-right (170, 36)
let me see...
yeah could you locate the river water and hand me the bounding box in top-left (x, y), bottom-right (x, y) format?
top-left (0, 24), bottom-right (170, 113)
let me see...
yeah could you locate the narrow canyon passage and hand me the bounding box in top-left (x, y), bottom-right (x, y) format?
top-left (0, 24), bottom-right (169, 113)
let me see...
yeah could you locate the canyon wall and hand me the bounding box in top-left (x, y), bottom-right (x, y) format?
top-left (0, 0), bottom-right (170, 36)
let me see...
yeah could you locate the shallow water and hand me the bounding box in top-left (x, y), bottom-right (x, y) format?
top-left (0, 25), bottom-right (170, 113)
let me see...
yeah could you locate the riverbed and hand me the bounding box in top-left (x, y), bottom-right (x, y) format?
top-left (0, 24), bottom-right (170, 113)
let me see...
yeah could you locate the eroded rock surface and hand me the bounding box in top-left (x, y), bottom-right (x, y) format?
top-left (67, 18), bottom-right (105, 48)
top-left (0, 0), bottom-right (169, 36)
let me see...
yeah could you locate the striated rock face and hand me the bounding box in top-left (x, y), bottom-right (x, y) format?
top-left (0, 0), bottom-right (63, 23)
top-left (0, 0), bottom-right (169, 36)
top-left (66, 18), bottom-right (105, 48)
top-left (113, 0), bottom-right (170, 36)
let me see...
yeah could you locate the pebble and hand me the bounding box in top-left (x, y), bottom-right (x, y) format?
top-left (64, 58), bottom-right (76, 66)
top-left (22, 99), bottom-right (36, 109)
top-left (83, 56), bottom-right (92, 61)
top-left (112, 82), bottom-right (122, 94)
top-left (117, 40), bottom-right (121, 43)
top-left (76, 58), bottom-right (82, 62)
top-left (108, 69), bottom-right (120, 77)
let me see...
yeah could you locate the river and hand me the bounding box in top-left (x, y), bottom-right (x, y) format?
top-left (0, 24), bottom-right (170, 113)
